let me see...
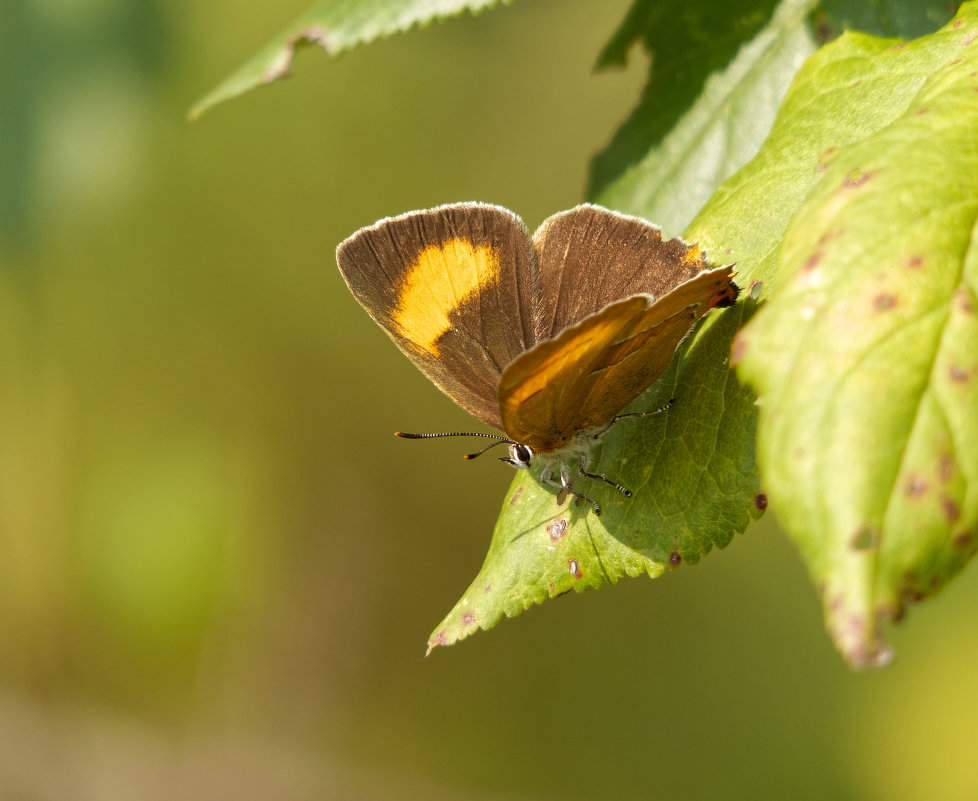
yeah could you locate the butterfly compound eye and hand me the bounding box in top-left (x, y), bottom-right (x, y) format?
top-left (511, 444), bottom-right (533, 465)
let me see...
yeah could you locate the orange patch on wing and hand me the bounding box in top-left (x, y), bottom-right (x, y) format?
top-left (393, 238), bottom-right (500, 355)
top-left (681, 244), bottom-right (703, 266)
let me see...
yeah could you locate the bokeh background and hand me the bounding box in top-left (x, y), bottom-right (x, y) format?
top-left (2, 0), bottom-right (977, 798)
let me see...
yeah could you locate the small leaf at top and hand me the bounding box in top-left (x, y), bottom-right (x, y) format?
top-left (189, 0), bottom-right (513, 120)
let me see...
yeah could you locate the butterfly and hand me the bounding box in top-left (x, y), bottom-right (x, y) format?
top-left (336, 203), bottom-right (738, 514)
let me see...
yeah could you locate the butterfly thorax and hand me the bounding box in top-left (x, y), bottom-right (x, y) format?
top-left (506, 424), bottom-right (613, 502)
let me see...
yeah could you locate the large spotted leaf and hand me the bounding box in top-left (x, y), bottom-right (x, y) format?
top-left (733, 8), bottom-right (978, 667)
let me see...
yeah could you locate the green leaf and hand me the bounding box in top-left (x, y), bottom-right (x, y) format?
top-left (188, 0), bottom-right (512, 120)
top-left (590, 0), bottom-right (818, 237)
top-left (589, 0), bottom-right (956, 237)
top-left (733, 5), bottom-right (978, 668)
top-left (814, 0), bottom-right (958, 41)
top-left (429, 298), bottom-right (762, 650)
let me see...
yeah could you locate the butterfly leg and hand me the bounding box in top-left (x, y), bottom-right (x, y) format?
top-left (592, 398), bottom-right (676, 441)
top-left (577, 453), bottom-right (632, 498)
top-left (539, 462), bottom-right (601, 515)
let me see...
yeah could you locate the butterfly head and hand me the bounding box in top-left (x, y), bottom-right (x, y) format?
top-left (500, 442), bottom-right (534, 470)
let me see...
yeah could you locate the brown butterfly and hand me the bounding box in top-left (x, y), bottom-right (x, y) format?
top-left (336, 203), bottom-right (738, 514)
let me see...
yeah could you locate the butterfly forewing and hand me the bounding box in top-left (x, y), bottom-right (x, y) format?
top-left (336, 203), bottom-right (537, 429)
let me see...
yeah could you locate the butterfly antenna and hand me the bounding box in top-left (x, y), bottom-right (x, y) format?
top-left (464, 438), bottom-right (517, 460)
top-left (394, 430), bottom-right (515, 460)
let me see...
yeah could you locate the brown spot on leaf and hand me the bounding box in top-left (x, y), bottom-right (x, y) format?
top-left (941, 497), bottom-right (961, 522)
top-left (510, 486), bottom-right (523, 505)
top-left (815, 149), bottom-right (836, 172)
top-left (817, 227), bottom-right (846, 247)
top-left (484, 583), bottom-right (493, 594)
top-left (263, 26), bottom-right (330, 83)
top-left (814, 17), bottom-right (835, 42)
top-left (547, 517), bottom-right (568, 543)
top-left (905, 474), bottom-right (928, 497)
top-left (891, 42), bottom-right (906, 50)
top-left (730, 332), bottom-right (748, 366)
top-left (953, 530), bottom-right (973, 548)
top-left (906, 255), bottom-right (925, 269)
top-left (754, 493), bottom-right (768, 511)
top-left (428, 630), bottom-right (449, 653)
top-left (874, 293), bottom-right (897, 311)
top-left (845, 168), bottom-right (870, 187)
top-left (900, 573), bottom-right (926, 604)
top-left (851, 526), bottom-right (879, 551)
top-left (938, 453), bottom-right (954, 482)
top-left (956, 288), bottom-right (975, 314)
top-left (915, 107), bottom-right (930, 115)
top-left (950, 365), bottom-right (972, 383)
top-left (803, 251), bottom-right (823, 271)
top-left (568, 558), bottom-right (583, 579)
top-left (669, 551), bottom-right (682, 566)
top-left (462, 611), bottom-right (477, 626)
top-left (954, 17), bottom-right (965, 28)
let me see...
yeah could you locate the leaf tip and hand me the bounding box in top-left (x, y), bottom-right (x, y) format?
top-left (828, 602), bottom-right (896, 670)
top-left (188, 23), bottom-right (333, 120)
top-left (426, 628), bottom-right (450, 656)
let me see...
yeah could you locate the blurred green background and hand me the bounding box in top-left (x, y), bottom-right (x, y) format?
top-left (2, 0), bottom-right (977, 798)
